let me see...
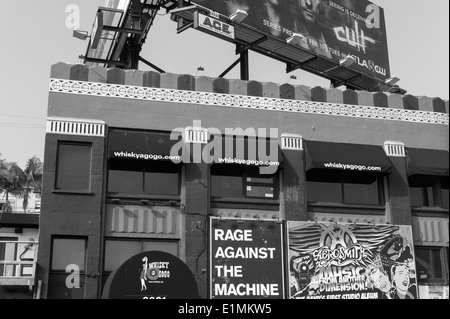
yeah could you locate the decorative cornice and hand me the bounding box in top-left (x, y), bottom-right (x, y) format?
top-left (185, 127), bottom-right (208, 144)
top-left (281, 134), bottom-right (303, 151)
top-left (384, 141), bottom-right (406, 157)
top-left (46, 116), bottom-right (105, 137)
top-left (49, 79), bottom-right (449, 126)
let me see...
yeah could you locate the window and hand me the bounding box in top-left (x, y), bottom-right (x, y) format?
top-left (108, 158), bottom-right (180, 196)
top-left (104, 240), bottom-right (141, 272)
top-left (103, 239), bottom-right (178, 272)
top-left (51, 238), bottom-right (86, 271)
top-left (0, 237), bottom-right (18, 277)
top-left (107, 129), bottom-right (182, 197)
top-left (108, 158), bottom-right (144, 194)
top-left (211, 164), bottom-right (278, 200)
top-left (306, 170), bottom-right (383, 205)
top-left (55, 142), bottom-right (92, 191)
top-left (102, 239), bottom-right (178, 288)
top-left (144, 161), bottom-right (180, 195)
top-left (48, 237), bottom-right (86, 299)
top-left (409, 176), bottom-right (448, 209)
top-left (443, 181), bottom-right (449, 209)
top-left (415, 246), bottom-right (449, 284)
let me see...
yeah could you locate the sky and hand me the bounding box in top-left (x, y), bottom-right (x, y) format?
top-left (0, 0), bottom-right (448, 169)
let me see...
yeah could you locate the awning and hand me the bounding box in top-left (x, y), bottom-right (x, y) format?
top-left (210, 135), bottom-right (283, 167)
top-left (109, 130), bottom-right (283, 167)
top-left (406, 148), bottom-right (449, 177)
top-left (108, 129), bottom-right (182, 161)
top-left (0, 213), bottom-right (39, 229)
top-left (304, 141), bottom-right (392, 174)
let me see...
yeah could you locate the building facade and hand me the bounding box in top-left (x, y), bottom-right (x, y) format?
top-left (0, 190), bottom-right (40, 299)
top-left (35, 62), bottom-right (449, 299)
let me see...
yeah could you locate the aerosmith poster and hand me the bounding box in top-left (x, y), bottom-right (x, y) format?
top-left (287, 221), bottom-right (418, 299)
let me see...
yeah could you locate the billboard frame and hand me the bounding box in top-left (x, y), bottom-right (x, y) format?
top-left (82, 0), bottom-right (176, 70)
top-left (170, 1), bottom-right (405, 93)
top-left (76, 0), bottom-right (405, 93)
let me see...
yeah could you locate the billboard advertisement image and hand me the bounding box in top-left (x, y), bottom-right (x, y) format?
top-left (209, 217), bottom-right (285, 299)
top-left (192, 0), bottom-right (390, 80)
top-left (287, 221), bottom-right (418, 299)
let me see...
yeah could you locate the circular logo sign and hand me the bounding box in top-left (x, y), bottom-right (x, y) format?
top-left (102, 251), bottom-right (199, 299)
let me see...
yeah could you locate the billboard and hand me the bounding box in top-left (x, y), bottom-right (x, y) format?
top-left (287, 221), bottom-right (418, 299)
top-left (209, 217), bottom-right (285, 299)
top-left (194, 12), bottom-right (236, 40)
top-left (192, 0), bottom-right (390, 80)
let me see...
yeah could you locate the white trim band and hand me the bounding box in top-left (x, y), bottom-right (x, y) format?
top-left (49, 79), bottom-right (449, 126)
top-left (47, 116), bottom-right (105, 137)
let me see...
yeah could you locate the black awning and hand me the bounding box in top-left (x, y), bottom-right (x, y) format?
top-left (304, 141), bottom-right (392, 174)
top-left (406, 148), bottom-right (449, 177)
top-left (0, 213), bottom-right (39, 228)
top-left (108, 129), bottom-right (182, 161)
top-left (210, 135), bottom-right (283, 167)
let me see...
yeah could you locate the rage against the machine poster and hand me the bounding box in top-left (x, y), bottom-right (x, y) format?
top-left (287, 221), bottom-right (418, 299)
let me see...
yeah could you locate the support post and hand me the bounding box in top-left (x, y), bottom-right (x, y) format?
top-left (240, 50), bottom-right (249, 81)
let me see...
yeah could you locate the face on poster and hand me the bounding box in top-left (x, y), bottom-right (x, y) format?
top-left (192, 0), bottom-right (390, 80)
top-left (287, 221), bottom-right (418, 299)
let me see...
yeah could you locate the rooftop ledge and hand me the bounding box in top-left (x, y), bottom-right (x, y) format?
top-left (49, 62), bottom-right (449, 115)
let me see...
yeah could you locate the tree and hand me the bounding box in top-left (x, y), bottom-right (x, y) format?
top-left (22, 156), bottom-right (43, 212)
top-left (0, 153), bottom-right (26, 206)
top-left (0, 153), bottom-right (43, 213)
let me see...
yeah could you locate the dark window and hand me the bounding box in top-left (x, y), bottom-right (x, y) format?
top-left (409, 186), bottom-right (434, 207)
top-left (306, 170), bottom-right (383, 205)
top-left (409, 176), bottom-right (448, 209)
top-left (307, 180), bottom-right (342, 202)
top-left (343, 176), bottom-right (380, 204)
top-left (211, 164), bottom-right (278, 199)
top-left (103, 239), bottom-right (178, 272)
top-left (48, 237), bottom-right (86, 299)
top-left (211, 164), bottom-right (244, 198)
top-left (144, 161), bottom-right (180, 196)
top-left (441, 178), bottom-right (448, 209)
top-left (55, 142), bottom-right (91, 191)
top-left (108, 158), bottom-right (180, 196)
top-left (108, 158), bottom-right (145, 194)
top-left (447, 247), bottom-right (449, 282)
top-left (415, 246), bottom-right (448, 284)
top-left (104, 240), bottom-right (141, 272)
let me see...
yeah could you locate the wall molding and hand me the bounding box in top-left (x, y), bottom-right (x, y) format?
top-left (384, 141), bottom-right (406, 157)
top-left (49, 79), bottom-right (449, 126)
top-left (281, 134), bottom-right (303, 151)
top-left (46, 116), bottom-right (105, 137)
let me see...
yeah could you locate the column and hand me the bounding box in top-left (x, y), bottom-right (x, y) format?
top-left (384, 141), bottom-right (412, 225)
top-left (281, 134), bottom-right (308, 221)
top-left (183, 126), bottom-right (209, 299)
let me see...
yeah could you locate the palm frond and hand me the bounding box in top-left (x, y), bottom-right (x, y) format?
top-left (24, 156), bottom-right (43, 182)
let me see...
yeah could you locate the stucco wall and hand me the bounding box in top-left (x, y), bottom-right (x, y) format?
top-left (48, 63), bottom-right (449, 152)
